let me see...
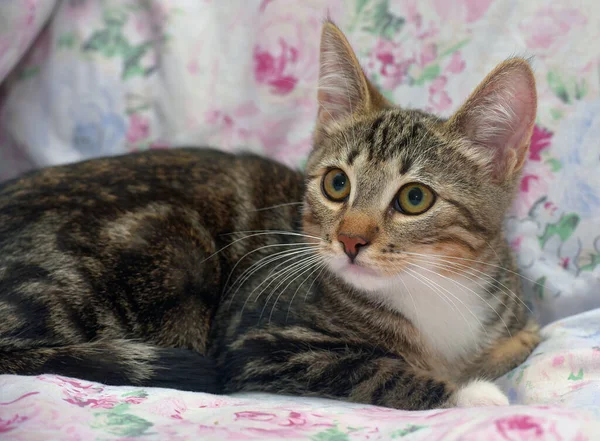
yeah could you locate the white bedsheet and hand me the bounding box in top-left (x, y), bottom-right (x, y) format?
top-left (1, 1), bottom-right (600, 439)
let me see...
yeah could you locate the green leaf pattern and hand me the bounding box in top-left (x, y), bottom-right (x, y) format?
top-left (547, 70), bottom-right (589, 104)
top-left (390, 425), bottom-right (426, 438)
top-left (350, 0), bottom-right (468, 92)
top-left (538, 213), bottom-right (580, 248)
top-left (81, 6), bottom-right (167, 80)
top-left (310, 427), bottom-right (350, 441)
top-left (568, 368), bottom-right (584, 381)
top-left (349, 0), bottom-right (405, 38)
top-left (89, 392), bottom-right (153, 437)
top-left (92, 410), bottom-right (153, 437)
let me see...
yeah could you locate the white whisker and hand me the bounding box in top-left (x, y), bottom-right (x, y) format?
top-left (267, 256), bottom-right (323, 323)
top-left (402, 265), bottom-right (485, 339)
top-left (398, 276), bottom-right (418, 324)
top-left (225, 247), bottom-right (316, 297)
top-left (202, 229), bottom-right (321, 265)
top-left (250, 202), bottom-right (304, 212)
top-left (241, 254), bottom-right (319, 317)
top-left (223, 242), bottom-right (317, 298)
top-left (396, 249), bottom-right (543, 288)
top-left (219, 229), bottom-right (321, 240)
top-left (395, 250), bottom-right (532, 313)
top-left (303, 263), bottom-right (328, 304)
top-left (227, 248), bottom-right (316, 310)
top-left (287, 262), bottom-right (327, 322)
top-left (406, 261), bottom-right (510, 337)
top-left (260, 255), bottom-right (322, 312)
top-left (406, 255), bottom-right (521, 321)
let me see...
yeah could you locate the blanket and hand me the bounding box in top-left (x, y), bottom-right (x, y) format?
top-left (1, 1), bottom-right (600, 440)
top-left (3, 310), bottom-right (600, 440)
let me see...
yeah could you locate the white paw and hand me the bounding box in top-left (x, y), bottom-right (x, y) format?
top-left (453, 380), bottom-right (509, 408)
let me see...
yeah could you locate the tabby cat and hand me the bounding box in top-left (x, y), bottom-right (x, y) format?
top-left (0, 22), bottom-right (540, 409)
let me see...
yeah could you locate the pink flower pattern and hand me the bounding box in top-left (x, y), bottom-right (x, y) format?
top-left (126, 114), bottom-right (151, 145)
top-left (512, 125), bottom-right (555, 217)
top-left (1, 0), bottom-right (600, 439)
top-left (0, 414), bottom-right (28, 433)
top-left (528, 125), bottom-right (554, 161)
top-left (428, 75), bottom-right (452, 112)
top-left (367, 39), bottom-right (414, 90)
top-left (254, 39), bottom-right (299, 95)
top-left (520, 7), bottom-right (587, 53)
top-left (433, 0), bottom-right (495, 23)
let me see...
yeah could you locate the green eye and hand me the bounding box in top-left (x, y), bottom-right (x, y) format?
top-left (394, 183), bottom-right (435, 215)
top-left (322, 168), bottom-right (350, 202)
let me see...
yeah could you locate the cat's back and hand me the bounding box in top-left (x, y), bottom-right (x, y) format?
top-left (0, 148), bottom-right (306, 384)
top-left (0, 148), bottom-right (304, 241)
top-left (0, 147), bottom-right (305, 356)
top-left (0, 148), bottom-right (302, 209)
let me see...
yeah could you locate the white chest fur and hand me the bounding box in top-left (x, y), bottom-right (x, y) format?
top-left (377, 270), bottom-right (491, 362)
top-left (331, 256), bottom-right (494, 362)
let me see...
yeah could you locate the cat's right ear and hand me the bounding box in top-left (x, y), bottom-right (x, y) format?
top-left (316, 20), bottom-right (389, 131)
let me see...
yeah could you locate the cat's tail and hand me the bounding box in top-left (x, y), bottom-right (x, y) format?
top-left (0, 339), bottom-right (222, 393)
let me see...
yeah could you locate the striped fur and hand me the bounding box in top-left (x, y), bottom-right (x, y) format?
top-left (0, 22), bottom-right (539, 409)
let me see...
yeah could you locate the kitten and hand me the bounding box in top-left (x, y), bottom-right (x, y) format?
top-left (0, 21), bottom-right (539, 409)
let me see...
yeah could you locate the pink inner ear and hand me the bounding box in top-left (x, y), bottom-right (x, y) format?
top-left (505, 89), bottom-right (536, 150)
top-left (462, 62), bottom-right (537, 179)
top-left (317, 89), bottom-right (351, 125)
top-left (316, 23), bottom-right (370, 128)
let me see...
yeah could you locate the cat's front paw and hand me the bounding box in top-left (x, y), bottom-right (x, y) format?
top-left (452, 380), bottom-right (509, 407)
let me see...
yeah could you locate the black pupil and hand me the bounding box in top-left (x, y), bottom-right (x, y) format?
top-left (407, 187), bottom-right (424, 206)
top-left (332, 173), bottom-right (347, 192)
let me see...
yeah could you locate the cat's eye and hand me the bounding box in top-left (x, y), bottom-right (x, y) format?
top-left (322, 168), bottom-right (350, 202)
top-left (394, 183), bottom-right (435, 215)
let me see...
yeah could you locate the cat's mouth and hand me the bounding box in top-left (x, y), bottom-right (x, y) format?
top-left (328, 255), bottom-right (380, 278)
top-left (344, 260), bottom-right (379, 277)
top-left (346, 262), bottom-right (379, 277)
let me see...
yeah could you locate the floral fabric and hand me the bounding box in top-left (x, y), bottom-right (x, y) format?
top-left (0, 0), bottom-right (600, 439)
top-left (3, 310), bottom-right (600, 440)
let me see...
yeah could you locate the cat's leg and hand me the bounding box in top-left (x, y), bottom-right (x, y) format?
top-left (486, 319), bottom-right (541, 374)
top-left (219, 329), bottom-right (507, 410)
top-left (460, 319), bottom-right (541, 382)
top-left (0, 338), bottom-right (221, 392)
top-left (445, 380), bottom-right (509, 407)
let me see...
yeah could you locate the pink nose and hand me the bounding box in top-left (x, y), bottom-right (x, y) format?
top-left (338, 233), bottom-right (369, 261)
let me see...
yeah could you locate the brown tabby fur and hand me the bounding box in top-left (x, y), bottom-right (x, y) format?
top-left (0, 22), bottom-right (539, 409)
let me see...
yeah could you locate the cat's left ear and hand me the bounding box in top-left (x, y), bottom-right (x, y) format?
top-left (446, 58), bottom-right (537, 182)
top-left (316, 20), bottom-right (390, 130)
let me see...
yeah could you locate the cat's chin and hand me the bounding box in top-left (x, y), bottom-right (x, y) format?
top-left (328, 256), bottom-right (395, 293)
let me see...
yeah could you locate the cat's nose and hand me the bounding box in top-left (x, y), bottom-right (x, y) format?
top-left (338, 233), bottom-right (369, 261)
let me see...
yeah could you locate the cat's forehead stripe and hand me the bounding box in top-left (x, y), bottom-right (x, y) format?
top-left (399, 156), bottom-right (413, 176)
top-left (346, 147), bottom-right (360, 165)
top-left (339, 112), bottom-right (430, 175)
top-left (365, 115), bottom-right (385, 147)
top-left (369, 113), bottom-right (422, 164)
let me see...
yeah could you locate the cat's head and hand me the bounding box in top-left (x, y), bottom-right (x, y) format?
top-left (303, 21), bottom-right (537, 294)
